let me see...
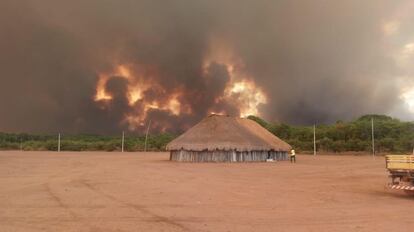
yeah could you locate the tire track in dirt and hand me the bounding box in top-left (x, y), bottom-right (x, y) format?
top-left (79, 179), bottom-right (190, 231)
top-left (45, 179), bottom-right (127, 232)
top-left (44, 183), bottom-right (78, 219)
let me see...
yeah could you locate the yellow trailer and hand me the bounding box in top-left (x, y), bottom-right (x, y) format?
top-left (386, 155), bottom-right (414, 192)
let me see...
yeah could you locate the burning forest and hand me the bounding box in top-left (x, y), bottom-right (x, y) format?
top-left (93, 39), bottom-right (267, 133)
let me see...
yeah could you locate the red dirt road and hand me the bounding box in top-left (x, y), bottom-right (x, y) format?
top-left (0, 151), bottom-right (412, 232)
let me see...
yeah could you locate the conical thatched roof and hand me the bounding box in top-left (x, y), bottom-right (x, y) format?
top-left (166, 115), bottom-right (292, 152)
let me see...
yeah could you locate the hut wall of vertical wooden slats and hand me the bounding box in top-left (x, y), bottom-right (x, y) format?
top-left (170, 150), bottom-right (288, 162)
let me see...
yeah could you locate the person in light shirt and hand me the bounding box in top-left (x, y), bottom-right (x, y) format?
top-left (290, 149), bottom-right (296, 163)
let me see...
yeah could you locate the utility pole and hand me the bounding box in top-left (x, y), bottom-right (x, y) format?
top-left (58, 133), bottom-right (61, 152)
top-left (144, 120), bottom-right (152, 152)
top-left (121, 131), bottom-right (125, 153)
top-left (313, 124), bottom-right (316, 156)
top-left (371, 118), bottom-right (375, 157)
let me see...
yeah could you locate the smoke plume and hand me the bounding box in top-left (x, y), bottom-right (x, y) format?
top-left (0, 0), bottom-right (413, 134)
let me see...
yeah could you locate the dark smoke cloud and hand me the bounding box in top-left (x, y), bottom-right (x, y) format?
top-left (0, 0), bottom-right (413, 134)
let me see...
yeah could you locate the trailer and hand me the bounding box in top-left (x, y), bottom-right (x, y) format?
top-left (386, 155), bottom-right (414, 192)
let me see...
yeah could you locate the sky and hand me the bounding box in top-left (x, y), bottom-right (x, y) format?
top-left (0, 0), bottom-right (414, 134)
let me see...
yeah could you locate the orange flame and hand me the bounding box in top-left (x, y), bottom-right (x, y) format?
top-left (95, 64), bottom-right (185, 130)
top-left (225, 80), bottom-right (267, 117)
top-left (95, 75), bottom-right (112, 101)
top-left (203, 38), bottom-right (267, 117)
top-left (95, 64), bottom-right (148, 105)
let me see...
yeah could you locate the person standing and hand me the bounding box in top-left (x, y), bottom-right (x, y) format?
top-left (290, 149), bottom-right (296, 163)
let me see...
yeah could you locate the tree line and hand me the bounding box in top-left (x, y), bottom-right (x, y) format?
top-left (248, 114), bottom-right (414, 153)
top-left (0, 114), bottom-right (413, 153)
top-left (0, 133), bottom-right (175, 152)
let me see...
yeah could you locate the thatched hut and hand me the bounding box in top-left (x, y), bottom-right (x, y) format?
top-left (166, 114), bottom-right (292, 162)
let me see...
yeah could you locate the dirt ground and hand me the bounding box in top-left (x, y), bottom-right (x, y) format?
top-left (0, 151), bottom-right (412, 232)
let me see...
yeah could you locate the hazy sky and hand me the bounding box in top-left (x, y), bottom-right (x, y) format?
top-left (0, 0), bottom-right (414, 134)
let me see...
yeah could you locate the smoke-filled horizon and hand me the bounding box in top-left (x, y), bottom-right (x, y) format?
top-left (1, 0), bottom-right (414, 134)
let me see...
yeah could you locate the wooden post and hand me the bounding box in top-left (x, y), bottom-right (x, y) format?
top-left (371, 118), bottom-right (375, 157)
top-left (121, 131), bottom-right (125, 153)
top-left (58, 133), bottom-right (61, 152)
top-left (144, 120), bottom-right (152, 152)
top-left (313, 124), bottom-right (316, 156)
